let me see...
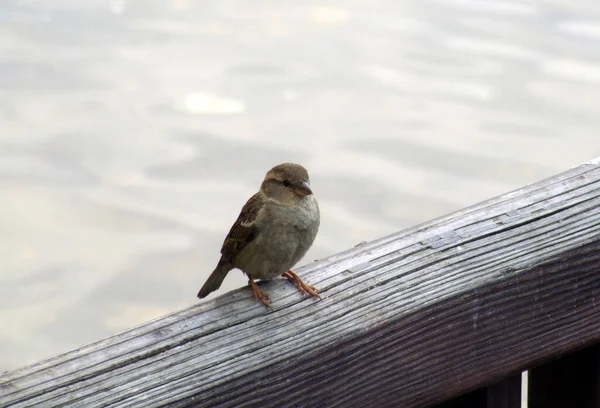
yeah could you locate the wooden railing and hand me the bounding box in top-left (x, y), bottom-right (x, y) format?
top-left (2, 158), bottom-right (600, 408)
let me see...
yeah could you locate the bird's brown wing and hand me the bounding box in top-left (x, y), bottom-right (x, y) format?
top-left (219, 192), bottom-right (263, 262)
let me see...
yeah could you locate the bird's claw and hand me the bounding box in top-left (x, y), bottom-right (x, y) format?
top-left (249, 279), bottom-right (272, 309)
top-left (283, 270), bottom-right (321, 299)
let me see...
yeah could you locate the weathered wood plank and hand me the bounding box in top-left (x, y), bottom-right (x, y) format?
top-left (529, 343), bottom-right (600, 408)
top-left (1, 159), bottom-right (600, 407)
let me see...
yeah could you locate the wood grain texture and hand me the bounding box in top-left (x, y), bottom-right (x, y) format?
top-left (2, 159), bottom-right (600, 408)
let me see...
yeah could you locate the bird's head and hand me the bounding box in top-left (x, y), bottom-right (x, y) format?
top-left (260, 163), bottom-right (313, 202)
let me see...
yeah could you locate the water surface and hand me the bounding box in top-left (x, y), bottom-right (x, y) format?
top-left (1, 0), bottom-right (600, 370)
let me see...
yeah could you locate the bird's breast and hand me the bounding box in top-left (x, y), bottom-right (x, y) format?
top-left (235, 196), bottom-right (319, 280)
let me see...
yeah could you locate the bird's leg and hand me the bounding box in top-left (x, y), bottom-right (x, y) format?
top-left (282, 270), bottom-right (320, 298)
top-left (248, 278), bottom-right (272, 309)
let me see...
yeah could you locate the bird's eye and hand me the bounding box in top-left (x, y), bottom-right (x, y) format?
top-left (282, 179), bottom-right (291, 187)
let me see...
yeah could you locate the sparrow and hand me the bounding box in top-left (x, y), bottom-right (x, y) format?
top-left (197, 163), bottom-right (321, 308)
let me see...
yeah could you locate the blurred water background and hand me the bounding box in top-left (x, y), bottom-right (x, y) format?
top-left (1, 0), bottom-right (600, 371)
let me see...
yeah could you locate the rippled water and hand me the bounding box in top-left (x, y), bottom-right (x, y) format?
top-left (1, 0), bottom-right (599, 371)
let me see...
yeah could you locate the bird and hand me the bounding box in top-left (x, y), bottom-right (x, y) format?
top-left (197, 163), bottom-right (321, 309)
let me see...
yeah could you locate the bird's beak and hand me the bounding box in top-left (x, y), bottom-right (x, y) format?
top-left (296, 181), bottom-right (313, 196)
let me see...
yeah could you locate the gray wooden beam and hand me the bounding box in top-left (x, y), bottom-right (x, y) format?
top-left (2, 158), bottom-right (600, 408)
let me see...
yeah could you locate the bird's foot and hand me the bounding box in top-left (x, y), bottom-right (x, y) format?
top-left (282, 270), bottom-right (320, 299)
top-left (248, 279), bottom-right (272, 309)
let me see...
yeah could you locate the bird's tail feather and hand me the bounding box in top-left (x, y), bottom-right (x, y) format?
top-left (197, 262), bottom-right (232, 298)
